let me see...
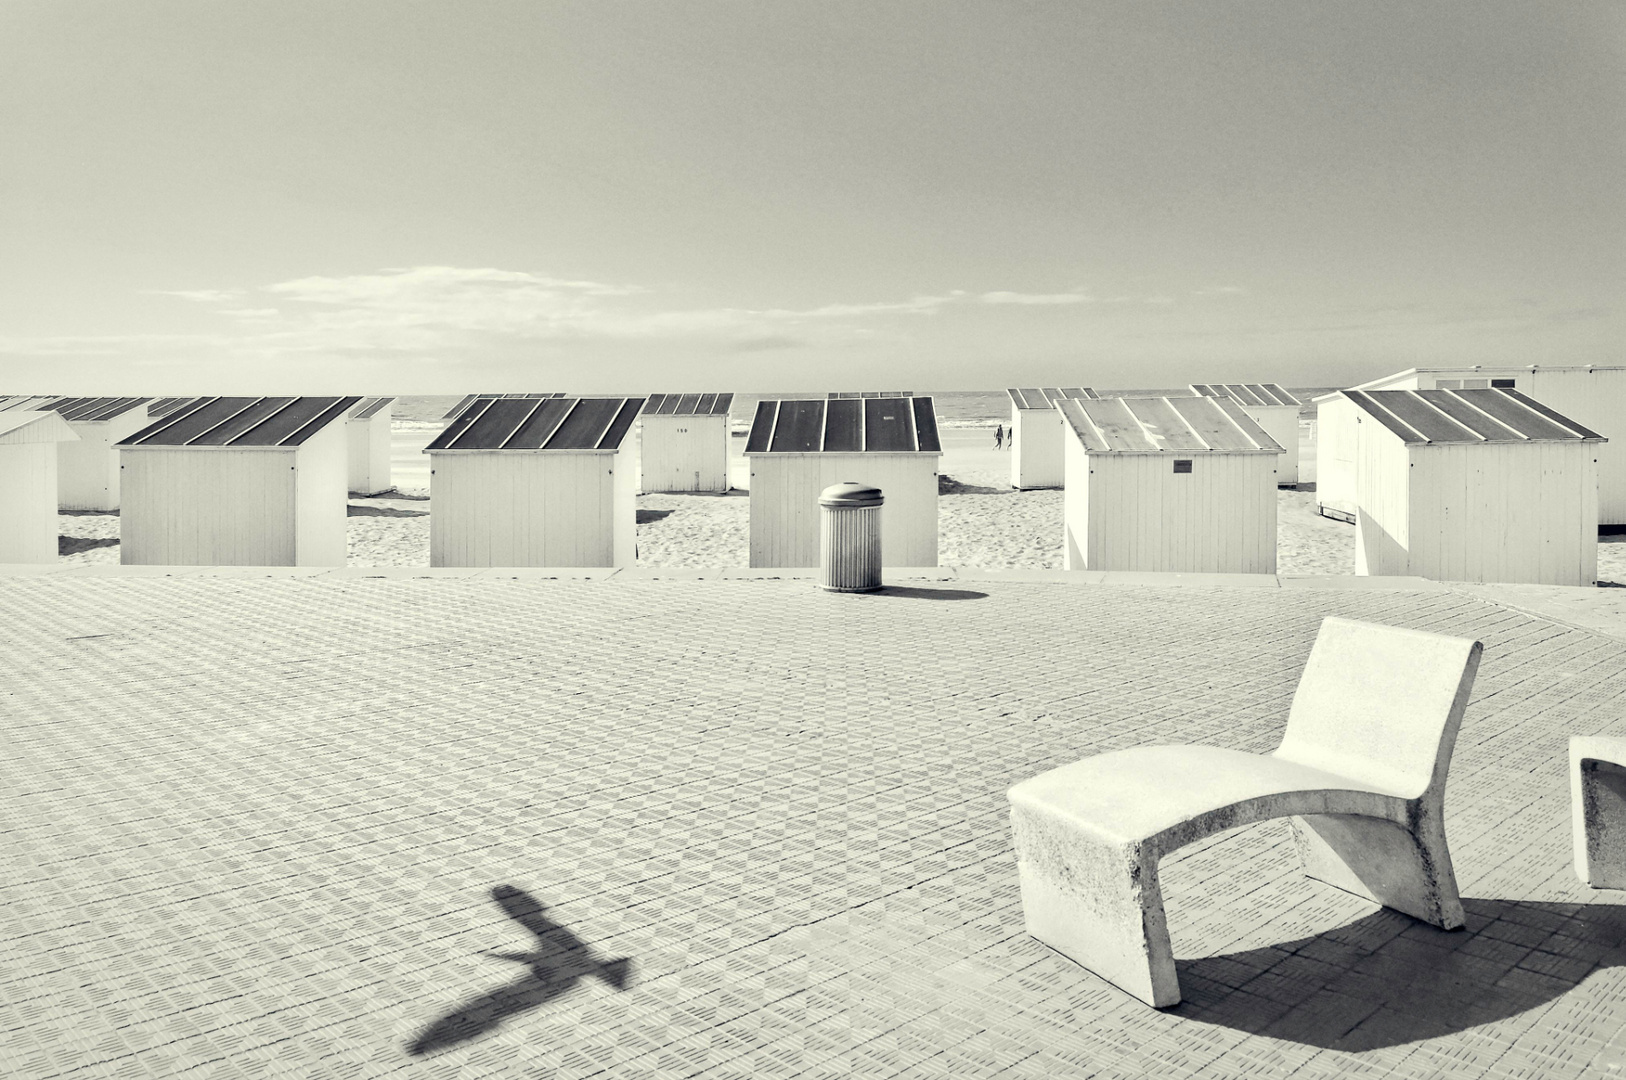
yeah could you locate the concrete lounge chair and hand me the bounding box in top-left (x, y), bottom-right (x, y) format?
top-left (1008, 616), bottom-right (1483, 1008)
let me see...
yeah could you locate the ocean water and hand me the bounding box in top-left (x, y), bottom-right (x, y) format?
top-left (393, 388), bottom-right (1337, 427)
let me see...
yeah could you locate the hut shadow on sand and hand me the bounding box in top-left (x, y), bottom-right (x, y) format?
top-left (407, 885), bottom-right (632, 1056)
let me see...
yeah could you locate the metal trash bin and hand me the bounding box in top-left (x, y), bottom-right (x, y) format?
top-left (819, 482), bottom-right (883, 592)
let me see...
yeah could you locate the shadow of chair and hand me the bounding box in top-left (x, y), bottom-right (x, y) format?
top-left (1175, 897), bottom-right (1626, 1050)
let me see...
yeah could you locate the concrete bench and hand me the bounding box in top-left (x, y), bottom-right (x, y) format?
top-left (1008, 616), bottom-right (1483, 1007)
top-left (1572, 736), bottom-right (1626, 889)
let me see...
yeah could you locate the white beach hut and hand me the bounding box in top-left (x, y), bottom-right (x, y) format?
top-left (425, 396), bottom-right (644, 567)
top-left (0, 411), bottom-right (78, 563)
top-left (637, 393), bottom-right (734, 493)
top-left (1338, 387), bottom-right (1605, 585)
top-left (1315, 365), bottom-right (1626, 526)
top-left (116, 396), bottom-right (359, 566)
top-left (1057, 395), bottom-right (1284, 574)
top-left (346, 396), bottom-right (395, 495)
top-left (42, 397), bottom-right (152, 511)
top-left (745, 395), bottom-right (942, 567)
top-left (1189, 383), bottom-right (1304, 486)
top-left (1006, 387), bottom-right (1099, 490)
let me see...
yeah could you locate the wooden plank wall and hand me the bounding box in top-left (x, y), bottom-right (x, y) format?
top-left (120, 449), bottom-right (297, 565)
top-left (1074, 450), bottom-right (1278, 573)
top-left (430, 452), bottom-right (622, 567)
top-left (1012, 406), bottom-right (1065, 489)
top-left (638, 414), bottom-right (729, 493)
top-left (58, 407), bottom-right (149, 512)
top-left (749, 454), bottom-right (938, 567)
top-left (1314, 396), bottom-right (1361, 519)
top-left (347, 411), bottom-right (394, 496)
top-left (0, 442), bottom-right (59, 562)
top-left (293, 422), bottom-right (349, 566)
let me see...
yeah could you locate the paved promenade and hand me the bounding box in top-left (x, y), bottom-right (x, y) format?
top-left (3, 572), bottom-right (1626, 1078)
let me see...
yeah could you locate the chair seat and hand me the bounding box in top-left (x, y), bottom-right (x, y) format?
top-left (1009, 744), bottom-right (1405, 846)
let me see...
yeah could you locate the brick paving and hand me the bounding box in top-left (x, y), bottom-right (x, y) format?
top-left (2, 575), bottom-right (1626, 1078)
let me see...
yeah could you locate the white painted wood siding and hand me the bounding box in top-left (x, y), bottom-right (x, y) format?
top-left (293, 420), bottom-right (350, 566)
top-left (58, 407), bottom-right (148, 511)
top-left (1065, 448), bottom-right (1278, 573)
top-left (347, 411), bottom-right (394, 495)
top-left (1314, 396), bottom-right (1360, 520)
top-left (0, 443), bottom-right (60, 562)
top-left (1352, 417), bottom-right (1411, 576)
top-left (1010, 406), bottom-right (1064, 489)
top-left (429, 450), bottom-right (628, 567)
top-left (1062, 428), bottom-right (1089, 569)
top-left (638, 414), bottom-right (729, 492)
top-left (120, 448), bottom-right (298, 565)
top-left (1349, 368), bottom-right (1623, 525)
top-left (1357, 425), bottom-right (1598, 584)
top-left (1241, 404), bottom-right (1300, 485)
top-left (748, 453), bottom-right (939, 567)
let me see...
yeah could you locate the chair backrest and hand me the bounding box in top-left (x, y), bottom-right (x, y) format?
top-left (1273, 616), bottom-right (1482, 799)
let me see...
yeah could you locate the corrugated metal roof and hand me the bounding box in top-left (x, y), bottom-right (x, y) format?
top-left (826, 391), bottom-right (914, 399)
top-left (148, 396), bottom-right (199, 418)
top-left (642, 393), bottom-right (735, 416)
top-left (442, 392), bottom-right (563, 421)
top-left (1190, 383), bottom-right (1303, 408)
top-left (348, 396), bottom-right (395, 420)
top-left (426, 397), bottom-right (645, 451)
top-left (1057, 396), bottom-right (1283, 454)
top-left (1340, 388), bottom-right (1607, 445)
top-left (0, 410), bottom-right (79, 444)
top-left (0, 396), bottom-right (64, 412)
top-left (744, 397), bottom-right (942, 454)
top-left (0, 396), bottom-right (149, 422)
top-left (119, 397), bottom-right (361, 447)
top-left (48, 396), bottom-right (150, 422)
top-left (1007, 387), bottom-right (1099, 410)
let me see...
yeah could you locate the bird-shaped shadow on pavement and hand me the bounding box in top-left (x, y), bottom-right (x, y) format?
top-left (408, 885), bottom-right (632, 1055)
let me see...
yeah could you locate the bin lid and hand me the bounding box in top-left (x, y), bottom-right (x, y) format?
top-left (819, 482), bottom-right (884, 507)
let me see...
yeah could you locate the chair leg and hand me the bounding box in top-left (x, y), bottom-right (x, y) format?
top-left (1574, 756), bottom-right (1626, 889)
top-left (1292, 812), bottom-right (1465, 929)
top-left (1010, 808), bottom-right (1180, 1007)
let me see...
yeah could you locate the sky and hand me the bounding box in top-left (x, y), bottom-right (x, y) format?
top-left (1, 2), bottom-right (1622, 395)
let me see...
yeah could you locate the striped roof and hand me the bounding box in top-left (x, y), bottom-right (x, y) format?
top-left (147, 396), bottom-right (199, 418)
top-left (1007, 387), bottom-right (1099, 410)
top-left (442, 393), bottom-right (563, 421)
top-left (1340, 388), bottom-right (1607, 445)
top-left (426, 397), bottom-right (644, 451)
top-left (0, 396), bottom-right (148, 421)
top-left (1190, 383), bottom-right (1302, 408)
top-left (641, 393), bottom-right (734, 416)
top-left (827, 391), bottom-right (913, 399)
top-left (119, 397), bottom-right (361, 448)
top-left (0, 396), bottom-right (65, 412)
top-left (348, 396), bottom-right (395, 420)
top-left (1057, 396), bottom-right (1283, 454)
top-left (745, 397), bottom-right (942, 454)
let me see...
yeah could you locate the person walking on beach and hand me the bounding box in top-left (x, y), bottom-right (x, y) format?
top-left (994, 423), bottom-right (1004, 450)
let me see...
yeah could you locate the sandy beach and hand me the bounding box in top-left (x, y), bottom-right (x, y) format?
top-left (55, 419), bottom-right (1626, 583)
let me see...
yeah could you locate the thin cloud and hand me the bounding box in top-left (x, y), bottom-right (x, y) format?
top-left (145, 288), bottom-right (245, 303)
top-left (979, 290), bottom-right (1093, 305)
top-left (3, 267), bottom-right (1115, 361)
